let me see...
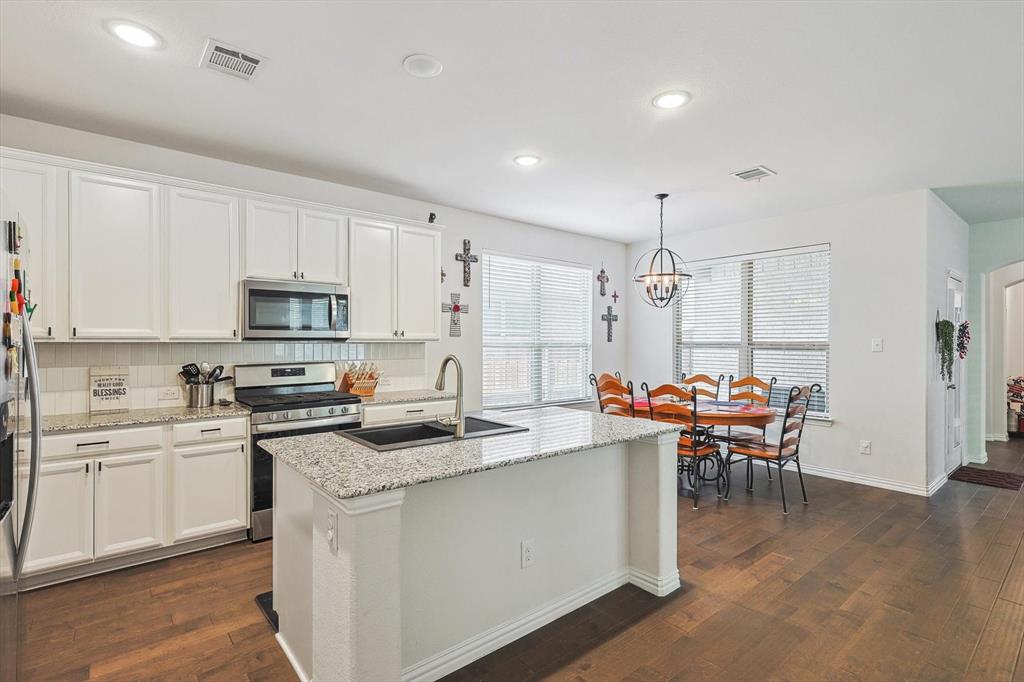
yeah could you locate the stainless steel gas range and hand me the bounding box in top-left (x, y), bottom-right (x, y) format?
top-left (234, 362), bottom-right (362, 541)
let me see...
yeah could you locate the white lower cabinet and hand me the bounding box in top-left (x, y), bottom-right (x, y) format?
top-left (22, 419), bottom-right (248, 580)
top-left (94, 450), bottom-right (164, 558)
top-left (172, 441), bottom-right (247, 542)
top-left (18, 458), bottom-right (94, 574)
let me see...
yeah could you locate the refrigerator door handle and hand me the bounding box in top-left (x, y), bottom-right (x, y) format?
top-left (13, 321), bottom-right (42, 579)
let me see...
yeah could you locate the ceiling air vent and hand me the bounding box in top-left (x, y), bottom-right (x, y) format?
top-left (200, 39), bottom-right (263, 80)
top-left (731, 166), bottom-right (777, 182)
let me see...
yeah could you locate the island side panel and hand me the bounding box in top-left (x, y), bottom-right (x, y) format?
top-left (273, 460), bottom-right (315, 681)
top-left (312, 488), bottom-right (405, 682)
top-left (399, 444), bottom-right (630, 678)
top-left (626, 432), bottom-right (681, 596)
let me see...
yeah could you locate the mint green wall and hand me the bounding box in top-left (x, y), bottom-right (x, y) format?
top-left (966, 217), bottom-right (1024, 460)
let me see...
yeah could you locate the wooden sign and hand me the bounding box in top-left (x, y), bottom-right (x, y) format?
top-left (90, 366), bottom-right (130, 413)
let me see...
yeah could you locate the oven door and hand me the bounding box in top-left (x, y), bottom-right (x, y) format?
top-left (242, 279), bottom-right (349, 340)
top-left (250, 415), bottom-right (360, 541)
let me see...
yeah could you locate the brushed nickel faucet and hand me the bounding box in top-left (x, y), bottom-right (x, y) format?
top-left (434, 354), bottom-right (465, 438)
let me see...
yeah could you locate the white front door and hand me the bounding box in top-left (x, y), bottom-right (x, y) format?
top-left (946, 275), bottom-right (965, 473)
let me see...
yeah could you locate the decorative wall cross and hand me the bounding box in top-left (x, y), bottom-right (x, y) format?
top-left (611, 290), bottom-right (619, 303)
top-left (597, 266), bottom-right (609, 297)
top-left (442, 292), bottom-right (469, 337)
top-left (601, 306), bottom-right (618, 342)
top-left (455, 239), bottom-right (479, 287)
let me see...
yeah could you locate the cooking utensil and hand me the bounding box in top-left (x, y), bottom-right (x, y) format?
top-left (199, 361), bottom-right (211, 381)
top-left (181, 363), bottom-right (200, 379)
top-left (213, 375), bottom-right (233, 383)
top-left (206, 365), bottom-right (223, 384)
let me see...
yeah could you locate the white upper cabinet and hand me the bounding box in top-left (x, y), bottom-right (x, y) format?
top-left (349, 220), bottom-right (440, 340)
top-left (298, 208), bottom-right (348, 283)
top-left (244, 199), bottom-right (298, 280)
top-left (396, 225), bottom-right (441, 339)
top-left (349, 219), bottom-right (398, 340)
top-left (93, 450), bottom-right (164, 558)
top-left (0, 158), bottom-right (59, 340)
top-left (167, 187), bottom-right (240, 340)
top-left (70, 172), bottom-right (162, 339)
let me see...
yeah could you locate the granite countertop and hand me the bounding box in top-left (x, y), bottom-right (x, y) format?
top-left (260, 406), bottom-right (681, 500)
top-left (361, 389), bottom-right (455, 405)
top-left (16, 402), bottom-right (251, 434)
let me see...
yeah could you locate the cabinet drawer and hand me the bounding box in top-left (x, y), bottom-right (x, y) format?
top-left (172, 418), bottom-right (247, 445)
top-left (361, 399), bottom-right (456, 427)
top-left (43, 426), bottom-right (163, 460)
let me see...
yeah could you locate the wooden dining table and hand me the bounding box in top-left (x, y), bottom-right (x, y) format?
top-left (632, 397), bottom-right (777, 494)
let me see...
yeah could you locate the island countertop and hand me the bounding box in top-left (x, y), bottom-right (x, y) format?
top-left (260, 406), bottom-right (681, 500)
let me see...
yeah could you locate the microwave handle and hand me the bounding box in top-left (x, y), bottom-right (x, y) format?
top-left (329, 294), bottom-right (338, 332)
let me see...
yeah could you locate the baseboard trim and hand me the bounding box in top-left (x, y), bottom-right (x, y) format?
top-left (401, 568), bottom-right (631, 682)
top-left (627, 566), bottom-right (681, 597)
top-left (927, 474), bottom-right (949, 496)
top-left (966, 451), bottom-right (989, 464)
top-left (986, 432), bottom-right (1009, 442)
top-left (747, 459), bottom-right (932, 497)
top-left (276, 633), bottom-right (311, 682)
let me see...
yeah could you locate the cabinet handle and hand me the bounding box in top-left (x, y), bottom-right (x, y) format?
top-left (233, 329), bottom-right (237, 338)
top-left (293, 271), bottom-right (298, 279)
top-left (300, 272), bottom-right (305, 279)
top-left (76, 440), bottom-right (109, 449)
top-left (393, 330), bottom-right (398, 337)
top-left (85, 463), bottom-right (89, 474)
top-left (400, 330), bottom-right (405, 337)
top-left (406, 408), bottom-right (424, 414)
top-left (98, 461), bottom-right (102, 472)
top-left (47, 326), bottom-right (52, 337)
top-left (200, 427), bottom-right (221, 435)
top-left (72, 327), bottom-right (77, 337)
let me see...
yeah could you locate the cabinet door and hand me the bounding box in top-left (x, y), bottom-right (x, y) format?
top-left (94, 451), bottom-right (164, 558)
top-left (0, 158), bottom-right (59, 340)
top-left (396, 225), bottom-right (441, 340)
top-left (17, 459), bottom-right (94, 574)
top-left (167, 187), bottom-right (240, 339)
top-left (172, 441), bottom-right (247, 542)
top-left (349, 219), bottom-right (397, 340)
top-left (69, 172), bottom-right (162, 339)
top-left (298, 209), bottom-right (348, 284)
top-left (244, 200), bottom-right (298, 280)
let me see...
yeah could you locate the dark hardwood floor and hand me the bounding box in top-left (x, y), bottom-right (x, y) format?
top-left (19, 439), bottom-right (1024, 681)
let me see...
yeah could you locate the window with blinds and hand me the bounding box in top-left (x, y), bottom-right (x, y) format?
top-left (482, 253), bottom-right (593, 408)
top-left (673, 244), bottom-right (831, 417)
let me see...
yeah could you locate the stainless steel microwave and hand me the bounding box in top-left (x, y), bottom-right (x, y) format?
top-left (242, 279), bottom-right (350, 340)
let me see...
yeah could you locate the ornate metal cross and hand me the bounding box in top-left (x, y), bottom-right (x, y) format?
top-left (611, 290), bottom-right (619, 303)
top-left (455, 239), bottom-right (479, 287)
top-left (597, 266), bottom-right (609, 297)
top-left (442, 292), bottom-right (469, 337)
top-left (601, 306), bottom-right (618, 342)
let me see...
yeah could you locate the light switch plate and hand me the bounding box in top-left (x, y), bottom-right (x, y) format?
top-left (859, 440), bottom-right (872, 455)
top-left (871, 338), bottom-right (884, 352)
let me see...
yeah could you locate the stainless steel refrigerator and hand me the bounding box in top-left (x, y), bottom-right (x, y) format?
top-left (0, 203), bottom-right (45, 681)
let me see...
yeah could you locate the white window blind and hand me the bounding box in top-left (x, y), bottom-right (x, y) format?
top-left (482, 253), bottom-right (593, 408)
top-left (674, 244), bottom-right (831, 416)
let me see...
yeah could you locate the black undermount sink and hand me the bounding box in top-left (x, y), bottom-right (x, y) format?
top-left (341, 416), bottom-right (528, 452)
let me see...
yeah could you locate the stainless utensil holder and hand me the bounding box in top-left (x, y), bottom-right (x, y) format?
top-left (186, 384), bottom-right (214, 408)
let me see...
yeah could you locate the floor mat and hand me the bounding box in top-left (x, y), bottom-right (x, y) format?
top-left (948, 465), bottom-right (1024, 491)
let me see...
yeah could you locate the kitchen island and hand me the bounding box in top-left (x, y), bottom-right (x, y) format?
top-left (261, 406), bottom-right (681, 682)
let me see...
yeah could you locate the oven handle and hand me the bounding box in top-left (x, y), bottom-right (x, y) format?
top-left (253, 414), bottom-right (361, 434)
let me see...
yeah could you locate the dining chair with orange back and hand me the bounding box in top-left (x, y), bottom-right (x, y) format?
top-left (642, 382), bottom-right (723, 511)
top-left (679, 373), bottom-right (725, 400)
top-left (723, 375), bottom-right (778, 488)
top-left (724, 384), bottom-right (822, 514)
top-left (589, 372), bottom-right (635, 418)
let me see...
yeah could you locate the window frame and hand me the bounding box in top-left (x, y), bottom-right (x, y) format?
top-left (673, 243), bottom-right (831, 420)
top-left (481, 250), bottom-right (594, 409)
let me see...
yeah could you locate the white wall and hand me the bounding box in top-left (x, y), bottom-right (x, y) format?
top-left (986, 261), bottom-right (1024, 440)
top-left (966, 217), bottom-right (1024, 459)
top-left (0, 114), bottom-right (627, 412)
top-left (924, 193), bottom-right (969, 485)
top-left (627, 191), bottom-right (933, 493)
top-left (1007, 281), bottom-right (1024, 379)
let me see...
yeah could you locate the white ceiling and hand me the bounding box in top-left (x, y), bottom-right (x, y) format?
top-left (1, 1), bottom-right (1022, 242)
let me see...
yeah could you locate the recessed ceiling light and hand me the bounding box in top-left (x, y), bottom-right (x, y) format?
top-left (402, 54), bottom-right (443, 78)
top-left (106, 20), bottom-right (161, 48)
top-left (513, 154), bottom-right (542, 167)
top-left (651, 90), bottom-right (692, 110)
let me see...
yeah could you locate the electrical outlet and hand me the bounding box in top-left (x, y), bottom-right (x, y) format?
top-left (520, 539), bottom-right (535, 569)
top-left (871, 338), bottom-right (884, 352)
top-left (326, 509), bottom-right (339, 555)
top-left (378, 375), bottom-right (393, 388)
top-left (859, 440), bottom-right (872, 455)
top-left (158, 387), bottom-right (180, 401)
